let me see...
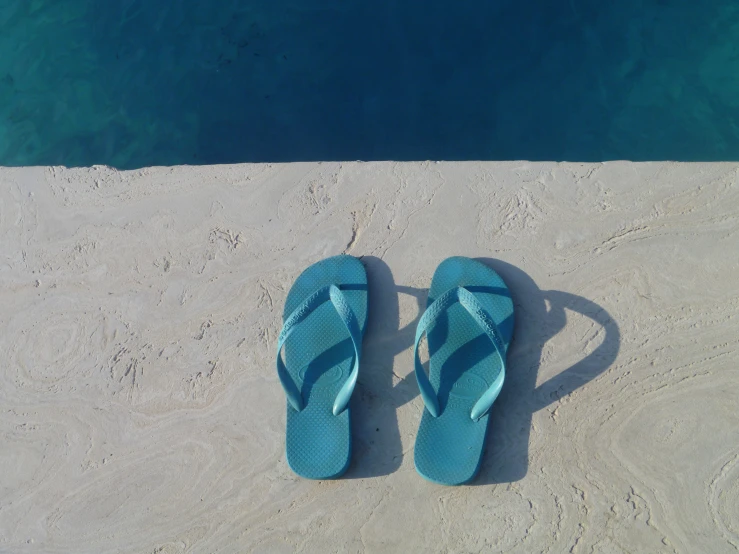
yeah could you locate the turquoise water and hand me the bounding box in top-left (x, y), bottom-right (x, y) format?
top-left (2, 0), bottom-right (739, 167)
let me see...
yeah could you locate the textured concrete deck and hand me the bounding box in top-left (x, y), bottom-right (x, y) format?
top-left (1, 162), bottom-right (738, 552)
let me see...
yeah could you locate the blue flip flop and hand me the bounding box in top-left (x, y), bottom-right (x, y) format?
top-left (413, 257), bottom-right (514, 485)
top-left (276, 255), bottom-right (368, 479)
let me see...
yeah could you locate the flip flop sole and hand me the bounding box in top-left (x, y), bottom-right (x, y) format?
top-left (283, 255), bottom-right (368, 479)
top-left (414, 257), bottom-right (514, 485)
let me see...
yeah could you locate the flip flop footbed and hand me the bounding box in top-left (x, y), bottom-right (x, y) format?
top-left (414, 257), bottom-right (514, 485)
top-left (282, 255), bottom-right (368, 479)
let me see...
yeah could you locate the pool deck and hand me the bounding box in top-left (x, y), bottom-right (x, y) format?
top-left (1, 161), bottom-right (738, 552)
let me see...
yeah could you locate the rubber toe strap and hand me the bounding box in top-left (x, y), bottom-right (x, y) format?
top-left (276, 284), bottom-right (362, 415)
top-left (414, 286), bottom-right (507, 420)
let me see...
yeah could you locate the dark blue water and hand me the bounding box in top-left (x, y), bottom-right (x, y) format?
top-left (2, 0), bottom-right (739, 167)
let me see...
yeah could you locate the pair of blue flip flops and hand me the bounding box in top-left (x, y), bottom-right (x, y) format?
top-left (275, 255), bottom-right (514, 485)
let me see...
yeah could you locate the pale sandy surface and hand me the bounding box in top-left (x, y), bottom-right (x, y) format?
top-left (1, 162), bottom-right (738, 553)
